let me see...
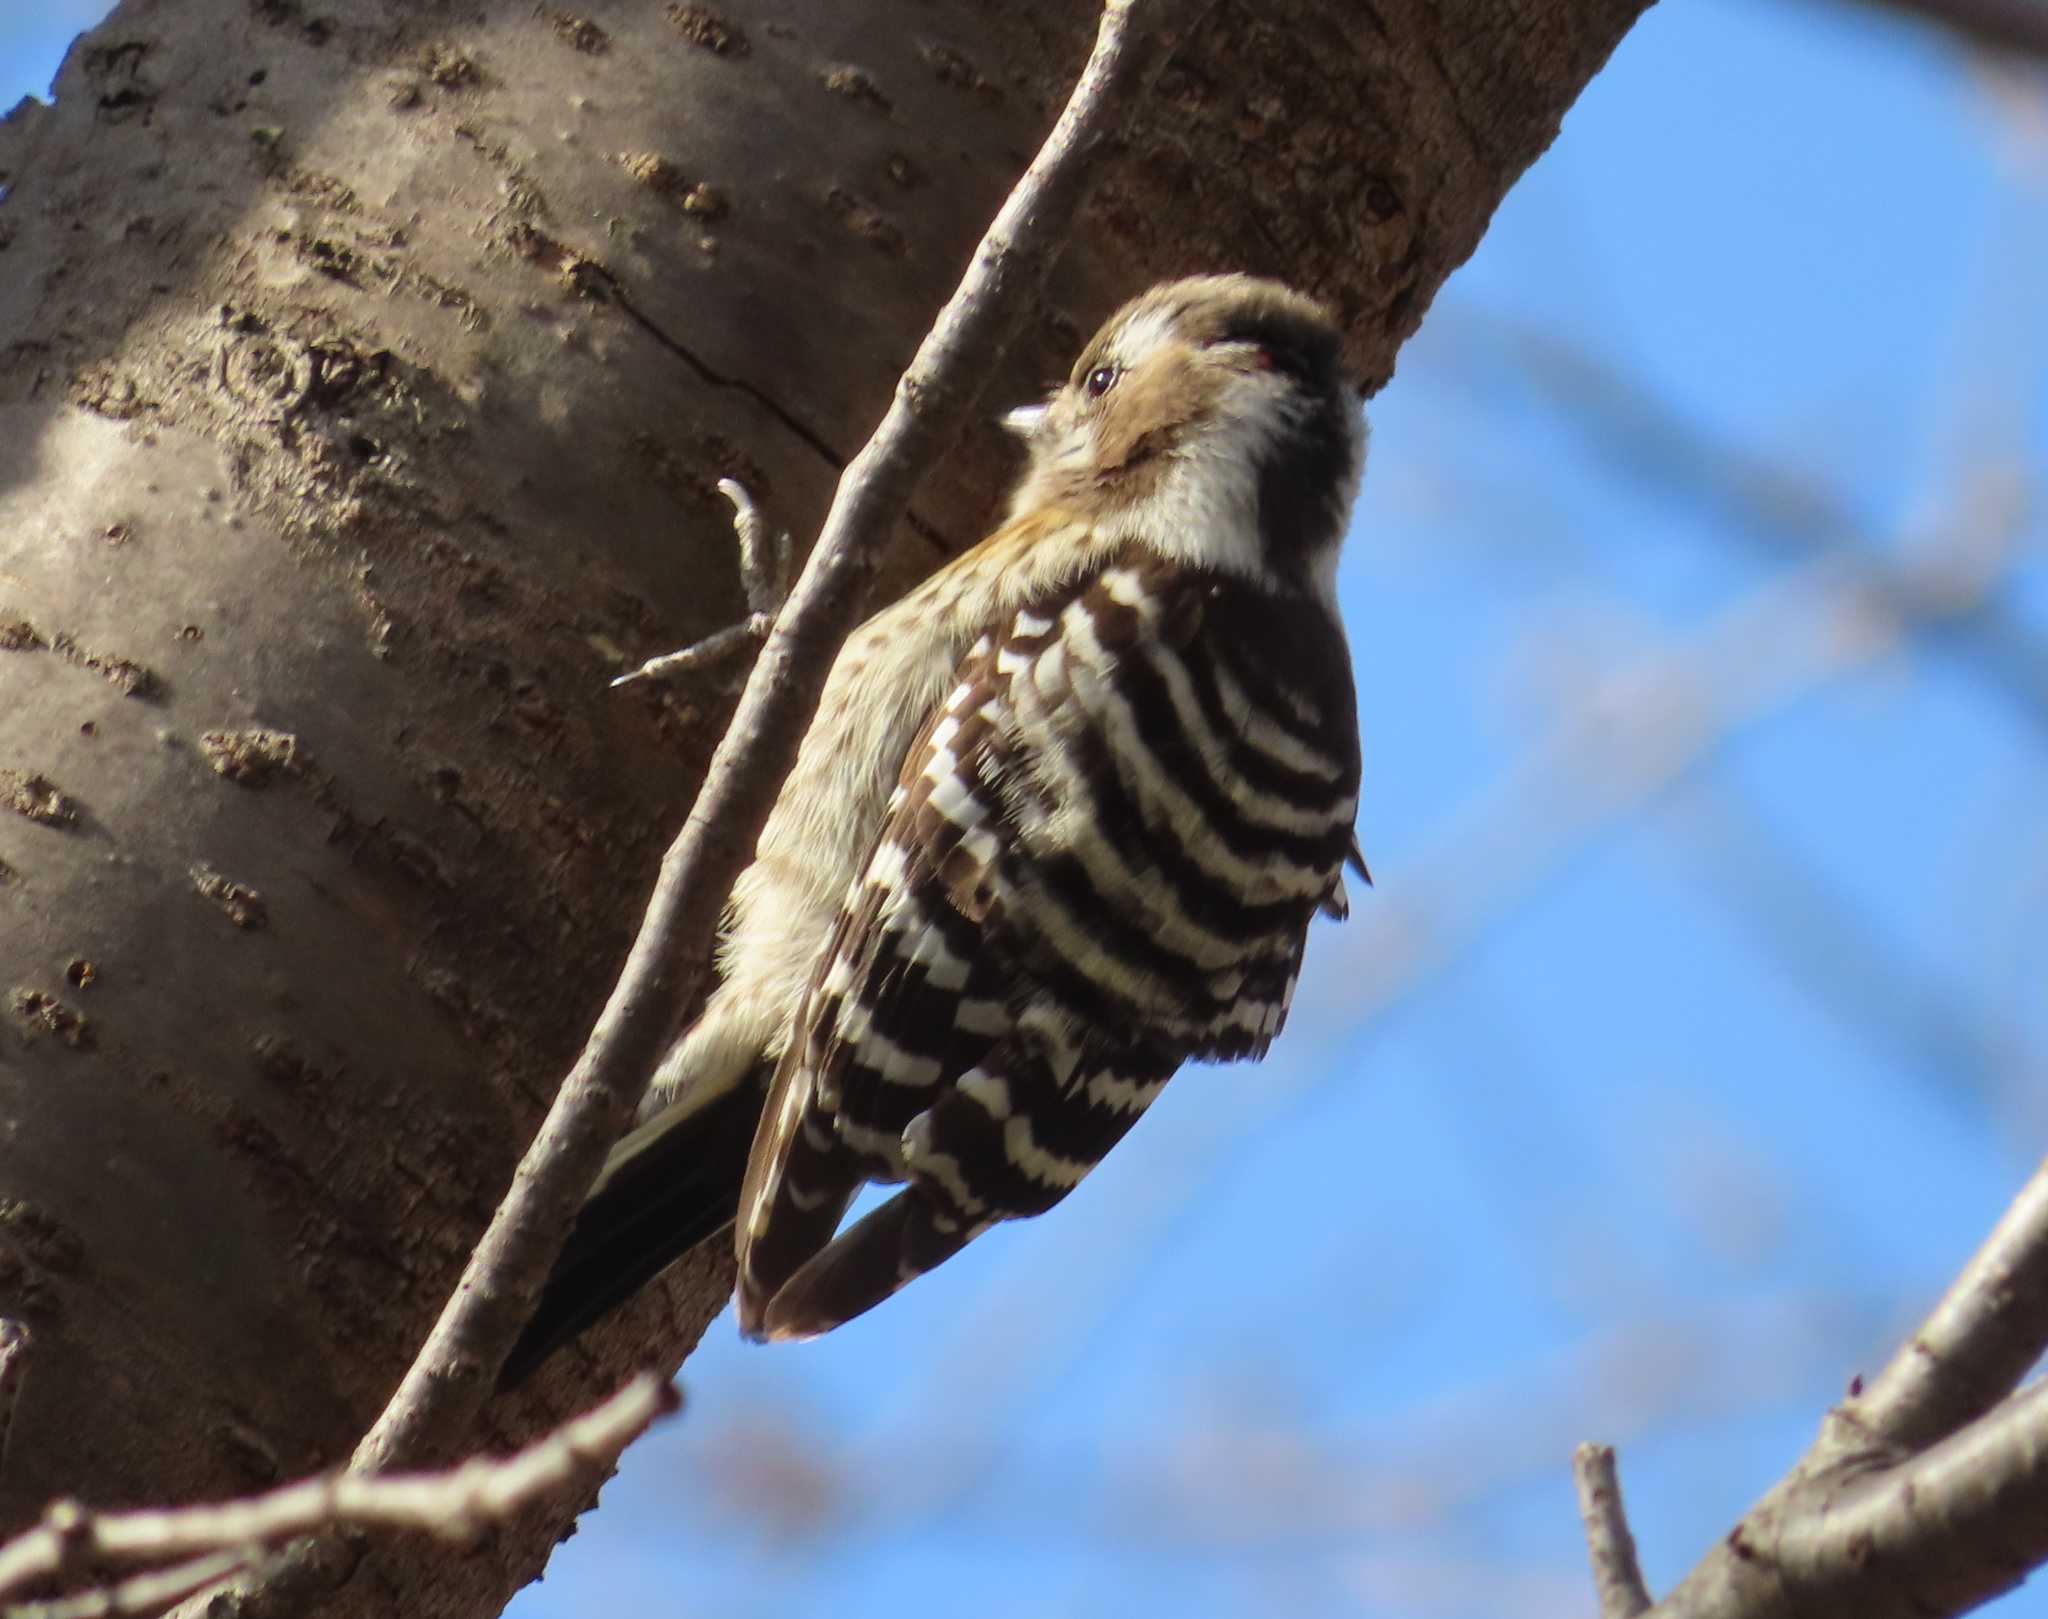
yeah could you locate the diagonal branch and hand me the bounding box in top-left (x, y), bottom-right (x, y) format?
top-left (1823, 1157), bottom-right (2048, 1459)
top-left (159, 6), bottom-right (1212, 1615)
top-left (1646, 1375), bottom-right (2048, 1619)
top-left (1634, 1157), bottom-right (2048, 1617)
top-left (1786, 1378), bottom-right (2048, 1616)
top-left (352, 0), bottom-right (1217, 1474)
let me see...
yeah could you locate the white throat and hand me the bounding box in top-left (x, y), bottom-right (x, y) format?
top-left (1110, 379), bottom-right (1363, 619)
top-left (1108, 371), bottom-right (1296, 586)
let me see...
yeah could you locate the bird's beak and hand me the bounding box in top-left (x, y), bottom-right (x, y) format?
top-left (1001, 403), bottom-right (1049, 439)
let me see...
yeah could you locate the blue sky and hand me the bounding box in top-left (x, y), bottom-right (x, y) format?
top-left (6, 2), bottom-right (2046, 1615)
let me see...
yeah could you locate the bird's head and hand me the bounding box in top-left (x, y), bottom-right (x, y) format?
top-left (1002, 274), bottom-right (1365, 595)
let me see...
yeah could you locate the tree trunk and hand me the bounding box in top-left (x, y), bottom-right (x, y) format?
top-left (0, 0), bottom-right (1645, 1611)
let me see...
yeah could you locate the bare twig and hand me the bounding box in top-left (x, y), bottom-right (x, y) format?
top-left (2, 1377), bottom-right (674, 1616)
top-left (1822, 1156), bottom-right (2048, 1459)
top-left (1629, 1160), bottom-right (2048, 1617)
top-left (724, 478), bottom-right (790, 618)
top-left (0, 1318), bottom-right (30, 1470)
top-left (611, 612), bottom-right (773, 688)
top-left (613, 483), bottom-right (787, 688)
top-left (1648, 1379), bottom-right (2048, 1618)
top-left (1575, 1443), bottom-right (1653, 1618)
top-left (15, 1550), bottom-right (251, 1619)
top-left (1793, 1378), bottom-right (2048, 1615)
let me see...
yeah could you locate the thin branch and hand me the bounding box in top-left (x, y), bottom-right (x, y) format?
top-left (1796, 1378), bottom-right (2048, 1615)
top-left (0, 1377), bottom-right (674, 1617)
top-left (160, 6), bottom-right (1209, 1614)
top-left (611, 611), bottom-right (772, 688)
top-left (614, 481), bottom-right (789, 687)
top-left (13, 1550), bottom-right (251, 1619)
top-left (355, 0), bottom-right (1207, 1469)
top-left (1646, 1159), bottom-right (2048, 1615)
top-left (1822, 1156), bottom-right (2048, 1459)
top-left (1649, 1379), bottom-right (2048, 1618)
top-left (724, 478), bottom-right (789, 618)
top-left (0, 1318), bottom-right (30, 1470)
top-left (1575, 1443), bottom-right (1653, 1618)
top-left (1634, 1160), bottom-right (2048, 1617)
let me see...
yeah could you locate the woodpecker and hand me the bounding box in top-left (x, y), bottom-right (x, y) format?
top-left (501, 274), bottom-right (1367, 1385)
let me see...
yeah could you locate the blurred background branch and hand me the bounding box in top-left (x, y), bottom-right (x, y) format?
top-left (1857, 0), bottom-right (2048, 61)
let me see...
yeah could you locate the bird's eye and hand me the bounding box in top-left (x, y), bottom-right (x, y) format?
top-left (1083, 365), bottom-right (1119, 400)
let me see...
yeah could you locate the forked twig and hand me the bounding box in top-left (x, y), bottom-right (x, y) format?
top-left (0, 1378), bottom-right (675, 1618)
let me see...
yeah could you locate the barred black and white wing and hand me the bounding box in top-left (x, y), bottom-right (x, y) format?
top-left (735, 553), bottom-right (1362, 1341)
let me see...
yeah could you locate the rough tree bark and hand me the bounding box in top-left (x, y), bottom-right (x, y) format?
top-left (0, 0), bottom-right (1645, 1613)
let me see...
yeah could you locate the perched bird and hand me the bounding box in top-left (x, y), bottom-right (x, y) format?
top-left (501, 274), bottom-right (1368, 1387)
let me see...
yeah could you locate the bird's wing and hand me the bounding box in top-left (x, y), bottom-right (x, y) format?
top-left (736, 555), bottom-right (1361, 1341)
top-left (496, 1068), bottom-right (763, 1389)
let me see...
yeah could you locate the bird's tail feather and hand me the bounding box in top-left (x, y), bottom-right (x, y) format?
top-left (755, 1187), bottom-right (977, 1342)
top-left (496, 1072), bottom-right (762, 1390)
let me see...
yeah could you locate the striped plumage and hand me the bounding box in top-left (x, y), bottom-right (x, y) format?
top-left (501, 274), bottom-right (1367, 1382)
top-left (739, 550), bottom-right (1360, 1337)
